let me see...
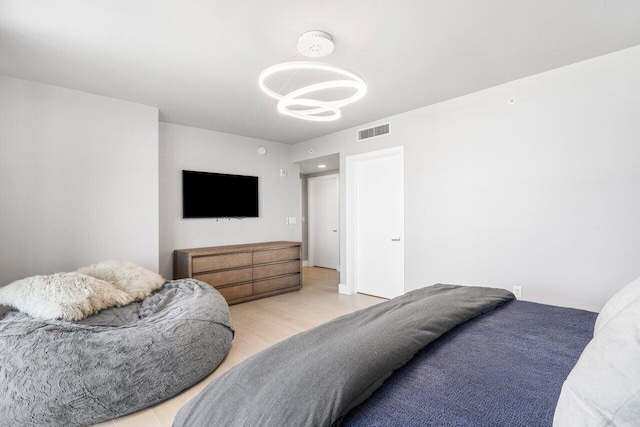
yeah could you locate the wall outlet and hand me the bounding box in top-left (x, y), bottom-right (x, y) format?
top-left (512, 286), bottom-right (522, 299)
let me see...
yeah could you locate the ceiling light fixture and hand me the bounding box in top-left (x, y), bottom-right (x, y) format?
top-left (318, 164), bottom-right (327, 168)
top-left (258, 31), bottom-right (367, 122)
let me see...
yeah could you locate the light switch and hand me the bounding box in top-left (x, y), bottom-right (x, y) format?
top-left (285, 216), bottom-right (297, 225)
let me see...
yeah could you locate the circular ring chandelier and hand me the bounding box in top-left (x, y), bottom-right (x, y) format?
top-left (258, 31), bottom-right (367, 122)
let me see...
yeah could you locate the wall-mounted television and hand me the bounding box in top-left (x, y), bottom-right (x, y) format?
top-left (182, 170), bottom-right (259, 218)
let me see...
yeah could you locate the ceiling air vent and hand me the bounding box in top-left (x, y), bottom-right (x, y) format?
top-left (358, 123), bottom-right (390, 141)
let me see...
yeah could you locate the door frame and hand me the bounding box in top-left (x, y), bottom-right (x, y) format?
top-left (345, 146), bottom-right (404, 295)
top-left (307, 173), bottom-right (340, 270)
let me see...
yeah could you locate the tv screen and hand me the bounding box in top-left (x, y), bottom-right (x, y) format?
top-left (182, 170), bottom-right (259, 218)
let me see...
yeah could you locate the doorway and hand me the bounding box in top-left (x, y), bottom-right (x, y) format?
top-left (346, 146), bottom-right (404, 299)
top-left (308, 174), bottom-right (340, 270)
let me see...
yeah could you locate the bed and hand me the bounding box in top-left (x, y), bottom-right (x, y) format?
top-left (173, 279), bottom-right (640, 426)
top-left (342, 300), bottom-right (595, 426)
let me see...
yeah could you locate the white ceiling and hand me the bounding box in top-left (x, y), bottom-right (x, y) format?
top-left (2, 1), bottom-right (640, 144)
top-left (298, 153), bottom-right (340, 175)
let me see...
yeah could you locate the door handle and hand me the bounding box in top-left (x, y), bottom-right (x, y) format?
top-left (391, 238), bottom-right (401, 242)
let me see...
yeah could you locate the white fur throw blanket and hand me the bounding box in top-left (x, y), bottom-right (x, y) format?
top-left (0, 261), bottom-right (166, 321)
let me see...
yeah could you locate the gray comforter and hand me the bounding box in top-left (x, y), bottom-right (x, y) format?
top-left (0, 279), bottom-right (233, 427)
top-left (173, 284), bottom-right (514, 426)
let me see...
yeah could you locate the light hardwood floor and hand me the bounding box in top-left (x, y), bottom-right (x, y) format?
top-left (95, 267), bottom-right (384, 427)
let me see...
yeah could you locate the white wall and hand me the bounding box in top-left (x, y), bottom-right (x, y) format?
top-left (292, 45), bottom-right (640, 312)
top-left (0, 76), bottom-right (159, 289)
top-left (159, 122), bottom-right (301, 279)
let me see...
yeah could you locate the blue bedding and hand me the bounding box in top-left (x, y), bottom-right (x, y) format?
top-left (343, 300), bottom-right (596, 427)
top-left (174, 285), bottom-right (514, 426)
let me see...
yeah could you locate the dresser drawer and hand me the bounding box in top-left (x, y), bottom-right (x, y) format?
top-left (194, 267), bottom-right (252, 287)
top-left (174, 242), bottom-right (302, 304)
top-left (217, 283), bottom-right (253, 301)
top-left (253, 260), bottom-right (300, 280)
top-left (253, 247), bottom-right (300, 265)
top-left (253, 274), bottom-right (300, 294)
top-left (192, 252), bottom-right (252, 274)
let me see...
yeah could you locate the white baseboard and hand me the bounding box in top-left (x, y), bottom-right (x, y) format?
top-left (302, 260), bottom-right (310, 267)
top-left (338, 283), bottom-right (353, 295)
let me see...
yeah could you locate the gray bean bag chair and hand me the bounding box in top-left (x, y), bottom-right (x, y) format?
top-left (0, 279), bottom-right (233, 427)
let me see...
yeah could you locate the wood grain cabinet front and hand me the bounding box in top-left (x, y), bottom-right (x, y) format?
top-left (173, 241), bottom-right (302, 305)
top-left (192, 252), bottom-right (252, 274)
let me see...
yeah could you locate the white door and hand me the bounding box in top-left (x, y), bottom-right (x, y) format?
top-left (308, 174), bottom-right (340, 269)
top-left (347, 147), bottom-right (404, 299)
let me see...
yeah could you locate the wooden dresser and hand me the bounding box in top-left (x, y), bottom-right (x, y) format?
top-left (173, 241), bottom-right (302, 305)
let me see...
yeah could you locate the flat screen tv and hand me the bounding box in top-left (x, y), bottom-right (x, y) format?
top-left (182, 170), bottom-right (259, 218)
